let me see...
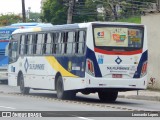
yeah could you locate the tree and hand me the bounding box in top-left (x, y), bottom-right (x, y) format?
top-left (73, 0), bottom-right (98, 22)
top-left (41, 0), bottom-right (157, 24)
top-left (41, 0), bottom-right (98, 24)
top-left (28, 12), bottom-right (41, 22)
top-left (41, 0), bottom-right (68, 24)
top-left (0, 14), bottom-right (22, 26)
top-left (85, 0), bottom-right (118, 21)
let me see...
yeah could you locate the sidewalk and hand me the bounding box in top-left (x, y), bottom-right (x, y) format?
top-left (118, 90), bottom-right (160, 102)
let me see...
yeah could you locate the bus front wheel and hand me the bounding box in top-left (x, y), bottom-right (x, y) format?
top-left (98, 91), bottom-right (118, 102)
top-left (56, 76), bottom-right (75, 100)
top-left (19, 73), bottom-right (30, 94)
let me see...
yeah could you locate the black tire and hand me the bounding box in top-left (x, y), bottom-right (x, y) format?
top-left (19, 73), bottom-right (30, 94)
top-left (98, 91), bottom-right (118, 102)
top-left (56, 76), bottom-right (75, 100)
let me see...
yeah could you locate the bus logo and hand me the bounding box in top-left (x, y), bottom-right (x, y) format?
top-left (24, 58), bottom-right (29, 73)
top-left (115, 57), bottom-right (122, 64)
top-left (97, 31), bottom-right (104, 38)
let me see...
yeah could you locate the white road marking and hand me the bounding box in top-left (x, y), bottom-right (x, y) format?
top-left (0, 106), bottom-right (16, 109)
top-left (72, 115), bottom-right (94, 120)
top-left (77, 117), bottom-right (94, 120)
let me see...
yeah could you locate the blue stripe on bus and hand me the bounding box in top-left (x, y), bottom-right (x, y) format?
top-left (0, 42), bottom-right (8, 49)
top-left (55, 55), bottom-right (86, 77)
top-left (133, 50), bottom-right (148, 78)
top-left (53, 47), bottom-right (102, 77)
top-left (86, 48), bottom-right (102, 77)
top-left (0, 56), bottom-right (8, 67)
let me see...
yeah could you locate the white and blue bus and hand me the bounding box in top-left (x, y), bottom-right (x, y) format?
top-left (0, 26), bottom-right (18, 81)
top-left (0, 23), bottom-right (52, 82)
top-left (8, 22), bottom-right (147, 102)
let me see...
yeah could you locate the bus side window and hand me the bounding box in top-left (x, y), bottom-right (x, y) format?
top-left (52, 33), bottom-right (56, 54)
top-left (28, 35), bottom-right (33, 55)
top-left (33, 34), bottom-right (37, 54)
top-left (19, 35), bottom-right (25, 55)
top-left (61, 32), bottom-right (67, 54)
top-left (55, 32), bottom-right (61, 54)
top-left (45, 33), bottom-right (52, 54)
top-left (66, 31), bottom-right (75, 54)
top-left (9, 41), bottom-right (18, 63)
top-left (36, 34), bottom-right (44, 55)
top-left (78, 31), bottom-right (86, 54)
top-left (25, 35), bottom-right (29, 55)
top-left (42, 34), bottom-right (47, 54)
top-left (74, 31), bottom-right (79, 54)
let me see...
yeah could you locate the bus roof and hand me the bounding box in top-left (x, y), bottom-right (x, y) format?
top-left (0, 26), bottom-right (18, 31)
top-left (12, 21), bottom-right (144, 35)
top-left (10, 22), bottom-right (53, 27)
top-left (11, 22), bottom-right (41, 26)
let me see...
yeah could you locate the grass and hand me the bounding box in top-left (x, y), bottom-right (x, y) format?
top-left (115, 16), bottom-right (141, 24)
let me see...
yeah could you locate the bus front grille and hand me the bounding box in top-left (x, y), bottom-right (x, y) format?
top-left (0, 50), bottom-right (5, 55)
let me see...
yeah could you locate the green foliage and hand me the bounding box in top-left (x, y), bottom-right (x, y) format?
top-left (41, 0), bottom-right (99, 24)
top-left (28, 12), bottom-right (41, 22)
top-left (41, 0), bottom-right (156, 24)
top-left (73, 0), bottom-right (98, 22)
top-left (115, 16), bottom-right (141, 24)
top-left (136, 0), bottom-right (156, 2)
top-left (0, 14), bottom-right (22, 26)
top-left (41, 0), bottom-right (68, 24)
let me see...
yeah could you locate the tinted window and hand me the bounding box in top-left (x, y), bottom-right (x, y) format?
top-left (19, 35), bottom-right (25, 55)
top-left (36, 34), bottom-right (44, 54)
top-left (27, 35), bottom-right (33, 55)
top-left (43, 33), bottom-right (52, 54)
top-left (66, 32), bottom-right (75, 54)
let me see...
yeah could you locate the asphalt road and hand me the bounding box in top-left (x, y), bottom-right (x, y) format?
top-left (0, 84), bottom-right (160, 119)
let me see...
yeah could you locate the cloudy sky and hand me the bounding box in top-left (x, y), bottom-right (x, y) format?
top-left (0, 0), bottom-right (42, 14)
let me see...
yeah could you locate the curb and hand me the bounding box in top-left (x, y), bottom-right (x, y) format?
top-left (0, 91), bottom-right (4, 93)
top-left (118, 95), bottom-right (160, 102)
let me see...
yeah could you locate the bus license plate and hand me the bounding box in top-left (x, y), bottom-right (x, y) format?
top-left (112, 74), bottom-right (122, 78)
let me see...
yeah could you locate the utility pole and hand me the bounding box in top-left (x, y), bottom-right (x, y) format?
top-left (157, 0), bottom-right (160, 11)
top-left (67, 0), bottom-right (75, 24)
top-left (131, 0), bottom-right (134, 16)
top-left (22, 0), bottom-right (26, 22)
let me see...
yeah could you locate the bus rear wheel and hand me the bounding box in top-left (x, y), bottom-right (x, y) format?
top-left (98, 91), bottom-right (118, 102)
top-left (56, 76), bottom-right (75, 100)
top-left (19, 73), bottom-right (30, 94)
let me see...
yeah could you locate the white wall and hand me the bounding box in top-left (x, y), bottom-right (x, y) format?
top-left (141, 13), bottom-right (160, 90)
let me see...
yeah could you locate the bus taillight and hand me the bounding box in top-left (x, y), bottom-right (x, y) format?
top-left (87, 59), bottom-right (95, 76)
top-left (141, 61), bottom-right (147, 77)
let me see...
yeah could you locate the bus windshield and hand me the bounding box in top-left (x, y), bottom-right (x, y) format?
top-left (0, 32), bottom-right (11, 40)
top-left (94, 26), bottom-right (144, 50)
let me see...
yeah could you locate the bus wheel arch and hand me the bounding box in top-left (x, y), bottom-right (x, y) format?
top-left (55, 72), bottom-right (76, 100)
top-left (17, 71), bottom-right (30, 94)
top-left (17, 71), bottom-right (23, 86)
top-left (55, 72), bottom-right (62, 91)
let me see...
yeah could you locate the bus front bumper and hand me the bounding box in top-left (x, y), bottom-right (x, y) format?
top-left (0, 71), bottom-right (8, 80)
